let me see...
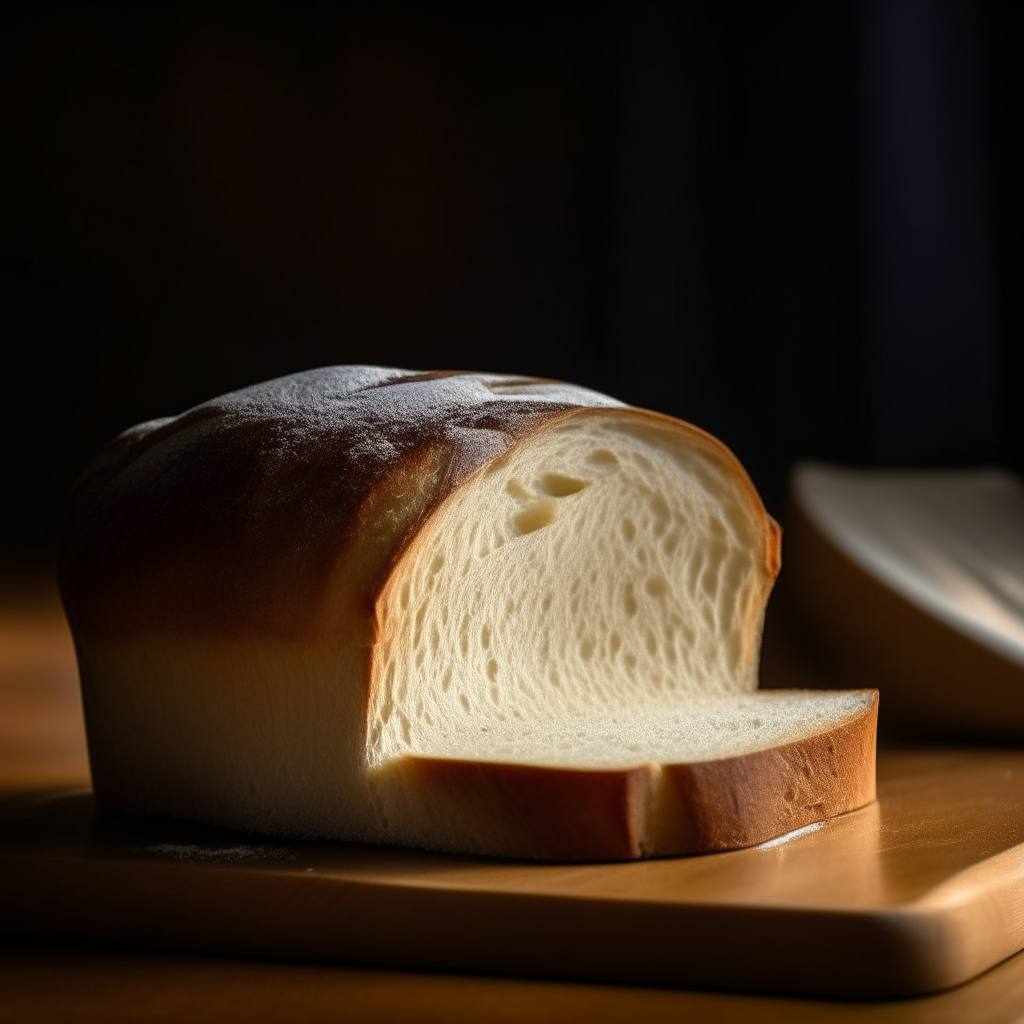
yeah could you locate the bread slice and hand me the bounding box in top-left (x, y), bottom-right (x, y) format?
top-left (59, 367), bottom-right (877, 859)
top-left (762, 462), bottom-right (1024, 743)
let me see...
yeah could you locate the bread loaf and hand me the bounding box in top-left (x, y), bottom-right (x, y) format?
top-left (59, 367), bottom-right (876, 859)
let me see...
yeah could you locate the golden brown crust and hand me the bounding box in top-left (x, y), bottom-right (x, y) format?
top-left (766, 517), bottom-right (783, 581)
top-left (399, 758), bottom-right (654, 860)
top-left (58, 369), bottom-right (597, 639)
top-left (59, 369), bottom-right (777, 644)
top-left (648, 691), bottom-right (877, 854)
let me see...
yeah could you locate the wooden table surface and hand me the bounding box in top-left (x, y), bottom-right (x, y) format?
top-left (2, 590), bottom-right (1022, 1023)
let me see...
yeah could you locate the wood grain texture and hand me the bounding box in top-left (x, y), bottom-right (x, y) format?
top-left (1, 748), bottom-right (1020, 1000)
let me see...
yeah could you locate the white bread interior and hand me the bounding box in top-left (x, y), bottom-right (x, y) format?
top-left (62, 369), bottom-right (876, 859)
top-left (371, 416), bottom-right (774, 768)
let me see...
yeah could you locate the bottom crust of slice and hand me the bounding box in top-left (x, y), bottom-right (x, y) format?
top-left (385, 690), bottom-right (878, 861)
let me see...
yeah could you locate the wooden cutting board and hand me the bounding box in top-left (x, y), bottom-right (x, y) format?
top-left (1, 749), bottom-right (1021, 1000)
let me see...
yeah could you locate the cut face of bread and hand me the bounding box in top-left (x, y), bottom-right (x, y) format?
top-left (377, 691), bottom-right (877, 771)
top-left (59, 367), bottom-right (876, 860)
top-left (370, 417), bottom-right (773, 771)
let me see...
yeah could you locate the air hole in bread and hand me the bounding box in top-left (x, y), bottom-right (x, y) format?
top-left (587, 449), bottom-right (619, 467)
top-left (514, 499), bottom-right (558, 535)
top-left (537, 473), bottom-right (590, 497)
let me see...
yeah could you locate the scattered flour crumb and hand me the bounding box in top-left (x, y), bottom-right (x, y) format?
top-left (139, 843), bottom-right (294, 862)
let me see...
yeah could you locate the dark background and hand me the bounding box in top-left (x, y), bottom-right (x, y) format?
top-left (4, 1), bottom-right (1021, 572)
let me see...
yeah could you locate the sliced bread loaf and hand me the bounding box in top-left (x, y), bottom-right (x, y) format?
top-left (59, 367), bottom-right (876, 859)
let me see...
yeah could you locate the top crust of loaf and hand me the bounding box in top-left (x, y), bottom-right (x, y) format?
top-left (59, 367), bottom-right (780, 643)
